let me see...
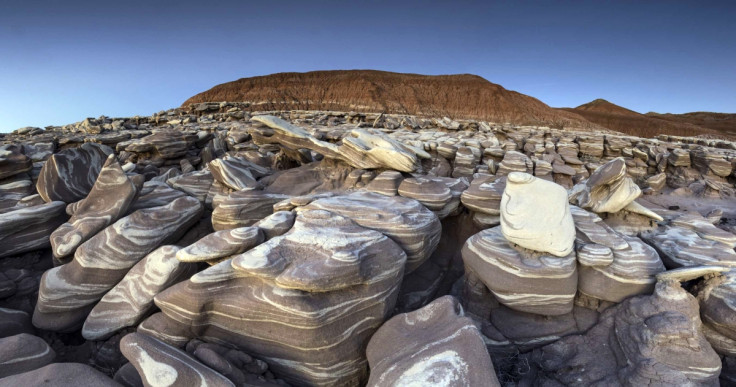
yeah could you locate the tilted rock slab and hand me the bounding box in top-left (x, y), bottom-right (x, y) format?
top-left (36, 142), bottom-right (111, 203)
top-left (571, 157), bottom-right (641, 213)
top-left (0, 201), bottom-right (67, 258)
top-left (301, 191), bottom-right (441, 274)
top-left (175, 227), bottom-right (264, 264)
top-left (641, 225), bottom-right (736, 268)
top-left (366, 295), bottom-right (499, 387)
top-left (153, 209), bottom-right (407, 386)
top-left (252, 115), bottom-right (428, 172)
top-left (50, 154), bottom-right (141, 259)
top-left (208, 156), bottom-right (265, 191)
top-left (33, 196), bottom-right (202, 332)
top-left (82, 246), bottom-right (196, 341)
top-left (211, 190), bottom-right (290, 231)
top-left (462, 226), bottom-right (577, 316)
top-left (120, 332), bottom-right (235, 387)
top-left (500, 172), bottom-right (575, 257)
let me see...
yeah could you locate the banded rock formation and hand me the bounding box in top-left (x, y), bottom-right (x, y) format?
top-left (33, 196), bottom-right (202, 332)
top-left (152, 209), bottom-right (407, 385)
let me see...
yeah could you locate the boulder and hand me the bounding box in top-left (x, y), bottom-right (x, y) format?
top-left (500, 172), bottom-right (575, 256)
top-left (366, 296), bottom-right (499, 387)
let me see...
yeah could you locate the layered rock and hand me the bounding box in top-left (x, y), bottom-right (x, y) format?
top-left (252, 115), bottom-right (428, 172)
top-left (527, 279), bottom-right (722, 386)
top-left (641, 225), bottom-right (736, 268)
top-left (397, 177), bottom-right (452, 210)
top-left (0, 201), bottom-right (67, 258)
top-left (208, 156), bottom-right (265, 191)
top-left (36, 142), bottom-right (111, 203)
top-left (460, 174), bottom-right (505, 215)
top-left (301, 191), bottom-right (441, 273)
top-left (33, 196), bottom-right (202, 332)
top-left (462, 227), bottom-right (577, 316)
top-left (211, 190), bottom-right (289, 230)
top-left (82, 246), bottom-right (196, 340)
top-left (175, 227), bottom-right (264, 264)
top-left (366, 296), bottom-right (499, 387)
top-left (50, 155), bottom-right (141, 259)
top-left (120, 332), bottom-right (235, 387)
top-left (0, 145), bottom-right (32, 180)
top-left (500, 172), bottom-right (575, 257)
top-left (153, 210), bottom-right (407, 385)
top-left (571, 157), bottom-right (641, 213)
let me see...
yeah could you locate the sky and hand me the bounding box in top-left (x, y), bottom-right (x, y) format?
top-left (1, 0), bottom-right (735, 132)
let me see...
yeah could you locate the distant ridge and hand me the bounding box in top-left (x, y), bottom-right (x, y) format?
top-left (184, 70), bottom-right (734, 139)
top-left (183, 70), bottom-right (600, 130)
top-left (558, 99), bottom-right (728, 138)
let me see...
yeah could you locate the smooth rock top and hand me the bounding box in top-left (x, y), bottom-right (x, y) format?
top-left (366, 295), bottom-right (500, 387)
top-left (500, 172), bottom-right (575, 257)
top-left (301, 191), bottom-right (441, 274)
top-left (232, 209), bottom-right (406, 292)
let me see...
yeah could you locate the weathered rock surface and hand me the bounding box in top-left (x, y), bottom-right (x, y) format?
top-left (462, 227), bottom-right (577, 316)
top-left (120, 332), bottom-right (235, 387)
top-left (82, 246), bottom-right (196, 340)
top-left (176, 227), bottom-right (264, 264)
top-left (211, 190), bottom-right (289, 230)
top-left (527, 280), bottom-right (722, 386)
top-left (301, 191), bottom-right (441, 273)
top-left (0, 201), bottom-right (67, 258)
top-left (36, 142), bottom-right (111, 203)
top-left (153, 210), bottom-right (407, 385)
top-left (0, 144), bottom-right (32, 180)
top-left (33, 196), bottom-right (202, 332)
top-left (252, 115), bottom-right (428, 172)
top-left (500, 172), bottom-right (575, 256)
top-left (571, 157), bottom-right (641, 213)
top-left (50, 154), bottom-right (141, 259)
top-left (366, 296), bottom-right (500, 387)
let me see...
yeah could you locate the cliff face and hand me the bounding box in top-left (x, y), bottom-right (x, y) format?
top-left (559, 99), bottom-right (726, 138)
top-left (183, 70), bottom-right (599, 129)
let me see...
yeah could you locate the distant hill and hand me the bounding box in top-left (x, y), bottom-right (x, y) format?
top-left (559, 99), bottom-right (727, 138)
top-left (645, 111), bottom-right (736, 138)
top-left (183, 70), bottom-right (601, 130)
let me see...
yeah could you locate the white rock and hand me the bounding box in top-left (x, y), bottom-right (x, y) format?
top-left (500, 172), bottom-right (575, 257)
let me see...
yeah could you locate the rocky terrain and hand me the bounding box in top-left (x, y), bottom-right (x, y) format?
top-left (1, 101), bottom-right (736, 386)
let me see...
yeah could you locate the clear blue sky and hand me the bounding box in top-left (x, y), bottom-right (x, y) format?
top-left (1, 0), bottom-right (734, 132)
